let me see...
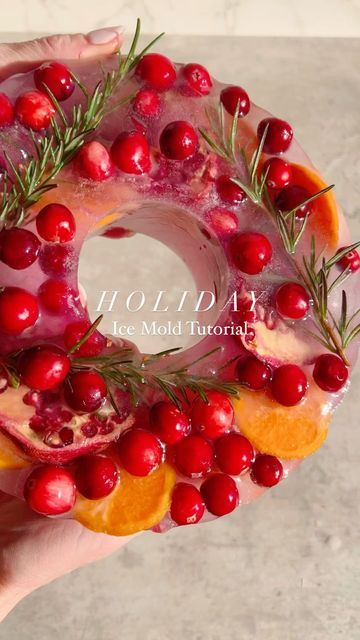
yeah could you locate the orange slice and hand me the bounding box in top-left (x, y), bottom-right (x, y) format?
top-left (232, 385), bottom-right (330, 459)
top-left (73, 462), bottom-right (176, 536)
top-left (0, 431), bottom-right (31, 470)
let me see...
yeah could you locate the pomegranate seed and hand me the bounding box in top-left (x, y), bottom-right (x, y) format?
top-left (36, 203), bottom-right (75, 243)
top-left (111, 131), bottom-right (151, 174)
top-left (276, 185), bottom-right (312, 219)
top-left (275, 282), bottom-right (310, 320)
top-left (135, 53), bottom-right (176, 90)
top-left (149, 401), bottom-right (190, 444)
top-left (190, 391), bottom-right (234, 440)
top-left (160, 121), bottom-right (198, 160)
top-left (220, 85), bottom-right (250, 117)
top-left (23, 389), bottom-right (42, 408)
top-left (38, 278), bottom-right (78, 313)
top-left (182, 63), bottom-right (212, 96)
top-left (0, 228), bottom-right (40, 270)
top-left (64, 371), bottom-right (107, 412)
top-left (271, 364), bottom-right (307, 406)
top-left (215, 433), bottom-right (254, 475)
top-left (18, 344), bottom-right (70, 390)
top-left (216, 175), bottom-right (246, 205)
top-left (313, 353), bottom-right (348, 392)
top-left (39, 244), bottom-right (76, 276)
top-left (0, 92), bottom-right (14, 127)
top-left (132, 88), bottom-right (162, 118)
top-left (206, 207), bottom-right (238, 236)
top-left (257, 117), bottom-right (293, 154)
top-left (174, 435), bottom-right (214, 478)
top-left (336, 247), bottom-right (360, 273)
top-left (231, 232), bottom-right (272, 275)
top-left (118, 428), bottom-right (162, 476)
top-left (59, 427), bottom-right (74, 446)
top-left (24, 466), bottom-right (76, 515)
top-left (75, 455), bottom-right (118, 499)
top-left (15, 90), bottom-right (55, 130)
top-left (251, 454), bottom-right (283, 487)
top-left (29, 414), bottom-right (47, 432)
top-left (34, 62), bottom-right (74, 101)
top-left (76, 141), bottom-right (113, 181)
top-left (200, 473), bottom-right (239, 516)
top-left (81, 421), bottom-right (98, 438)
top-left (262, 157), bottom-right (292, 190)
top-left (170, 483), bottom-right (205, 525)
top-left (64, 320), bottom-right (107, 357)
top-left (236, 355), bottom-right (272, 390)
top-left (0, 287), bottom-right (38, 335)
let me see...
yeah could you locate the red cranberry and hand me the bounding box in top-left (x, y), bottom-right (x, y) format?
top-left (118, 428), bottom-right (162, 476)
top-left (276, 185), bottom-right (312, 219)
top-left (64, 370), bottom-right (107, 412)
top-left (0, 228), bottom-right (40, 270)
top-left (231, 232), bottom-right (272, 275)
top-left (257, 117), bottom-right (293, 154)
top-left (174, 435), bottom-right (214, 478)
top-left (216, 175), bottom-right (246, 205)
top-left (111, 131), bottom-right (151, 174)
top-left (262, 157), bottom-right (292, 190)
top-left (236, 355), bottom-right (272, 390)
top-left (275, 282), bottom-right (310, 320)
top-left (215, 433), bottom-right (254, 475)
top-left (0, 93), bottom-right (14, 127)
top-left (75, 455), bottom-right (118, 499)
top-left (200, 473), bottom-right (239, 516)
top-left (206, 207), bottom-right (238, 236)
top-left (38, 279), bottom-right (78, 313)
top-left (135, 53), bottom-right (176, 90)
top-left (160, 121), bottom-right (198, 160)
top-left (36, 203), bottom-right (75, 243)
top-left (220, 85), bottom-right (250, 117)
top-left (132, 88), bottom-right (162, 119)
top-left (271, 364), bottom-right (307, 406)
top-left (336, 247), bottom-right (360, 273)
top-left (34, 62), bottom-right (74, 101)
top-left (313, 353), bottom-right (348, 393)
top-left (251, 454), bottom-right (283, 487)
top-left (15, 90), bottom-right (55, 130)
top-left (39, 244), bottom-right (75, 276)
top-left (149, 401), bottom-right (190, 445)
top-left (183, 63), bottom-right (212, 96)
top-left (76, 141), bottom-right (113, 181)
top-left (190, 391), bottom-right (234, 440)
top-left (64, 320), bottom-right (106, 357)
top-left (24, 466), bottom-right (76, 515)
top-left (170, 483), bottom-right (205, 525)
top-left (18, 344), bottom-right (70, 391)
top-left (0, 287), bottom-right (38, 335)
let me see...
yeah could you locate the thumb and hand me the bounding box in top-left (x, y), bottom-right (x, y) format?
top-left (0, 27), bottom-right (124, 81)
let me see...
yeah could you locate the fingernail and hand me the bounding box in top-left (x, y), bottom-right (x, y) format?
top-left (86, 26), bottom-right (124, 45)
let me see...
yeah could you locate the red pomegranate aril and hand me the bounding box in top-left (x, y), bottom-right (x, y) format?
top-left (174, 435), bottom-right (214, 478)
top-left (76, 141), bottom-right (113, 181)
top-left (34, 62), bottom-right (75, 101)
top-left (170, 483), bottom-right (205, 525)
top-left (132, 88), bottom-right (162, 118)
top-left (220, 85), bottom-right (250, 117)
top-left (135, 53), bottom-right (176, 90)
top-left (231, 232), bottom-right (272, 275)
top-left (149, 401), bottom-right (190, 445)
top-left (200, 473), bottom-right (239, 516)
top-left (0, 287), bottom-right (38, 335)
top-left (38, 279), bottom-right (78, 313)
top-left (0, 92), bottom-right (14, 127)
top-left (64, 320), bottom-right (107, 357)
top-left (251, 454), bottom-right (283, 487)
top-left (275, 282), bottom-right (310, 320)
top-left (257, 117), bottom-right (293, 154)
top-left (64, 371), bottom-right (107, 412)
top-left (190, 390), bottom-right (234, 440)
top-left (236, 355), bottom-right (272, 390)
top-left (18, 345), bottom-right (70, 391)
top-left (216, 175), bottom-right (246, 205)
top-left (39, 244), bottom-right (75, 276)
top-left (160, 121), bottom-right (198, 160)
top-left (59, 427), bottom-right (74, 446)
top-left (336, 247), bottom-right (360, 273)
top-left (206, 207), bottom-right (238, 236)
top-left (75, 455), bottom-right (118, 499)
top-left (0, 228), bottom-right (40, 270)
top-left (36, 203), bottom-right (76, 243)
top-left (262, 157), bottom-right (292, 190)
top-left (313, 353), bottom-right (348, 393)
top-left (118, 428), bottom-right (162, 476)
top-left (81, 421), bottom-right (98, 438)
top-left (183, 63), bottom-right (212, 96)
top-left (276, 185), bottom-right (312, 219)
top-left (271, 364), bottom-right (307, 406)
top-left (111, 131), bottom-right (151, 174)
top-left (24, 466), bottom-right (76, 515)
top-left (215, 433), bottom-right (254, 475)
top-left (15, 90), bottom-right (55, 130)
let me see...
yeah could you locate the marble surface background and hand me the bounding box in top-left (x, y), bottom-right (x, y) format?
top-left (0, 32), bottom-right (359, 640)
